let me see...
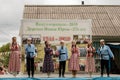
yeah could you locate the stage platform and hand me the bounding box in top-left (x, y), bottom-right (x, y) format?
top-left (0, 74), bottom-right (120, 80)
top-left (0, 77), bottom-right (120, 80)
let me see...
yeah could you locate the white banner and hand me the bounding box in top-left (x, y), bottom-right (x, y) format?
top-left (20, 19), bottom-right (92, 43)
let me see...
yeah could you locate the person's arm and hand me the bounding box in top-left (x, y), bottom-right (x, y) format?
top-left (33, 45), bottom-right (37, 57)
top-left (33, 45), bottom-right (36, 55)
top-left (18, 44), bottom-right (21, 51)
top-left (71, 47), bottom-right (74, 53)
top-left (10, 43), bottom-right (13, 50)
top-left (57, 47), bottom-right (61, 55)
top-left (96, 47), bottom-right (101, 55)
top-left (92, 47), bottom-right (96, 53)
top-left (86, 47), bottom-right (88, 53)
top-left (77, 47), bottom-right (80, 56)
top-left (49, 48), bottom-right (53, 55)
top-left (18, 44), bottom-right (21, 58)
top-left (66, 47), bottom-right (68, 59)
top-left (55, 47), bottom-right (60, 56)
top-left (107, 46), bottom-right (114, 59)
top-left (25, 45), bottom-right (28, 54)
top-left (92, 47), bottom-right (96, 57)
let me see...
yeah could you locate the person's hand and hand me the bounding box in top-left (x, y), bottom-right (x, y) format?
top-left (55, 51), bottom-right (59, 56)
top-left (33, 55), bottom-right (36, 58)
top-left (93, 47), bottom-right (96, 53)
top-left (112, 57), bottom-right (115, 60)
top-left (19, 54), bottom-right (21, 58)
top-left (50, 52), bottom-right (53, 55)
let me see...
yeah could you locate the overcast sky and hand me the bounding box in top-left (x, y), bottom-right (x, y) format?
top-left (0, 0), bottom-right (120, 46)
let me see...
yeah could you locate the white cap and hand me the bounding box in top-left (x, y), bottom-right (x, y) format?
top-left (27, 38), bottom-right (32, 40)
top-left (100, 39), bottom-right (105, 42)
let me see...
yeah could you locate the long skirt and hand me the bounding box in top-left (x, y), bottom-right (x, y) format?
top-left (8, 51), bottom-right (21, 73)
top-left (68, 54), bottom-right (80, 71)
top-left (42, 55), bottom-right (54, 73)
top-left (85, 57), bottom-right (96, 72)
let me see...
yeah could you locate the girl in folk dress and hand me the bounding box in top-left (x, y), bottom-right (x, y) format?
top-left (85, 41), bottom-right (96, 77)
top-left (68, 40), bottom-right (80, 78)
top-left (42, 41), bottom-right (54, 77)
top-left (8, 37), bottom-right (21, 76)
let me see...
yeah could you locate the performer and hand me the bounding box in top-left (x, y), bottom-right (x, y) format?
top-left (85, 41), bottom-right (96, 77)
top-left (8, 37), bottom-right (21, 76)
top-left (25, 38), bottom-right (36, 78)
top-left (57, 40), bottom-right (68, 77)
top-left (97, 39), bottom-right (114, 77)
top-left (68, 40), bottom-right (80, 78)
top-left (42, 41), bottom-right (54, 77)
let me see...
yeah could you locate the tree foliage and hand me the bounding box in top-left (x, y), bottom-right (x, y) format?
top-left (0, 43), bottom-right (10, 67)
top-left (0, 43), bottom-right (10, 52)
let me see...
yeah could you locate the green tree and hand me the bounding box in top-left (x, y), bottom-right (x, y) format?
top-left (0, 43), bottom-right (10, 52)
top-left (0, 43), bottom-right (10, 67)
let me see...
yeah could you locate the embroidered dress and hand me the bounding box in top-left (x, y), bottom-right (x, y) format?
top-left (85, 47), bottom-right (96, 72)
top-left (8, 43), bottom-right (21, 73)
top-left (68, 47), bottom-right (80, 71)
top-left (42, 47), bottom-right (54, 73)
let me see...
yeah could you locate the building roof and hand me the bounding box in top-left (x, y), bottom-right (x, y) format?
top-left (23, 5), bottom-right (120, 36)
